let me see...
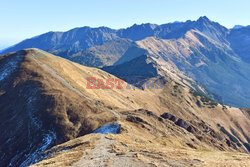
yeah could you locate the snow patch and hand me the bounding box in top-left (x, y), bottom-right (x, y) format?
top-left (0, 54), bottom-right (22, 82)
top-left (19, 132), bottom-right (56, 167)
top-left (26, 89), bottom-right (43, 129)
top-left (93, 123), bottom-right (121, 134)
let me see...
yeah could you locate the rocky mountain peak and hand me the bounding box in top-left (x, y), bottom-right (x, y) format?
top-left (197, 16), bottom-right (211, 23)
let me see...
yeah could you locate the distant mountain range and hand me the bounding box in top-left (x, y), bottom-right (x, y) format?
top-left (1, 16), bottom-right (250, 107)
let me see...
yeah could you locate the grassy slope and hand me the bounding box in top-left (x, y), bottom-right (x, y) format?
top-left (0, 49), bottom-right (249, 166)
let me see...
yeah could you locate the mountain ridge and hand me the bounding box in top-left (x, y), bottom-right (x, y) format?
top-left (1, 16), bottom-right (250, 108)
top-left (1, 49), bottom-right (249, 166)
top-left (0, 16), bottom-right (229, 54)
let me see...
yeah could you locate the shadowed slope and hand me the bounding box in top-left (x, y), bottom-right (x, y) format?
top-left (0, 49), bottom-right (156, 166)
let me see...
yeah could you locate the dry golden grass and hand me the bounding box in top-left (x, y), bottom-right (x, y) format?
top-left (1, 49), bottom-right (249, 166)
top-left (26, 49), bottom-right (250, 166)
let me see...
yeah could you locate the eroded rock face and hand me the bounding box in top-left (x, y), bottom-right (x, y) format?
top-left (160, 112), bottom-right (249, 153)
top-left (161, 113), bottom-right (195, 133)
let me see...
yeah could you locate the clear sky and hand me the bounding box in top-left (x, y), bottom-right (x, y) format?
top-left (0, 0), bottom-right (250, 49)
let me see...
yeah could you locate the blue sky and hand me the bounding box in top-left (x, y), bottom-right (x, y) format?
top-left (0, 0), bottom-right (250, 49)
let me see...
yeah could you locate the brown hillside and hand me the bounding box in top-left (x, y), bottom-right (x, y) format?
top-left (0, 49), bottom-right (249, 166)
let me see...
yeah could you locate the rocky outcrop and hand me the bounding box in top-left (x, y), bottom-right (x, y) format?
top-left (161, 113), bottom-right (195, 133)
